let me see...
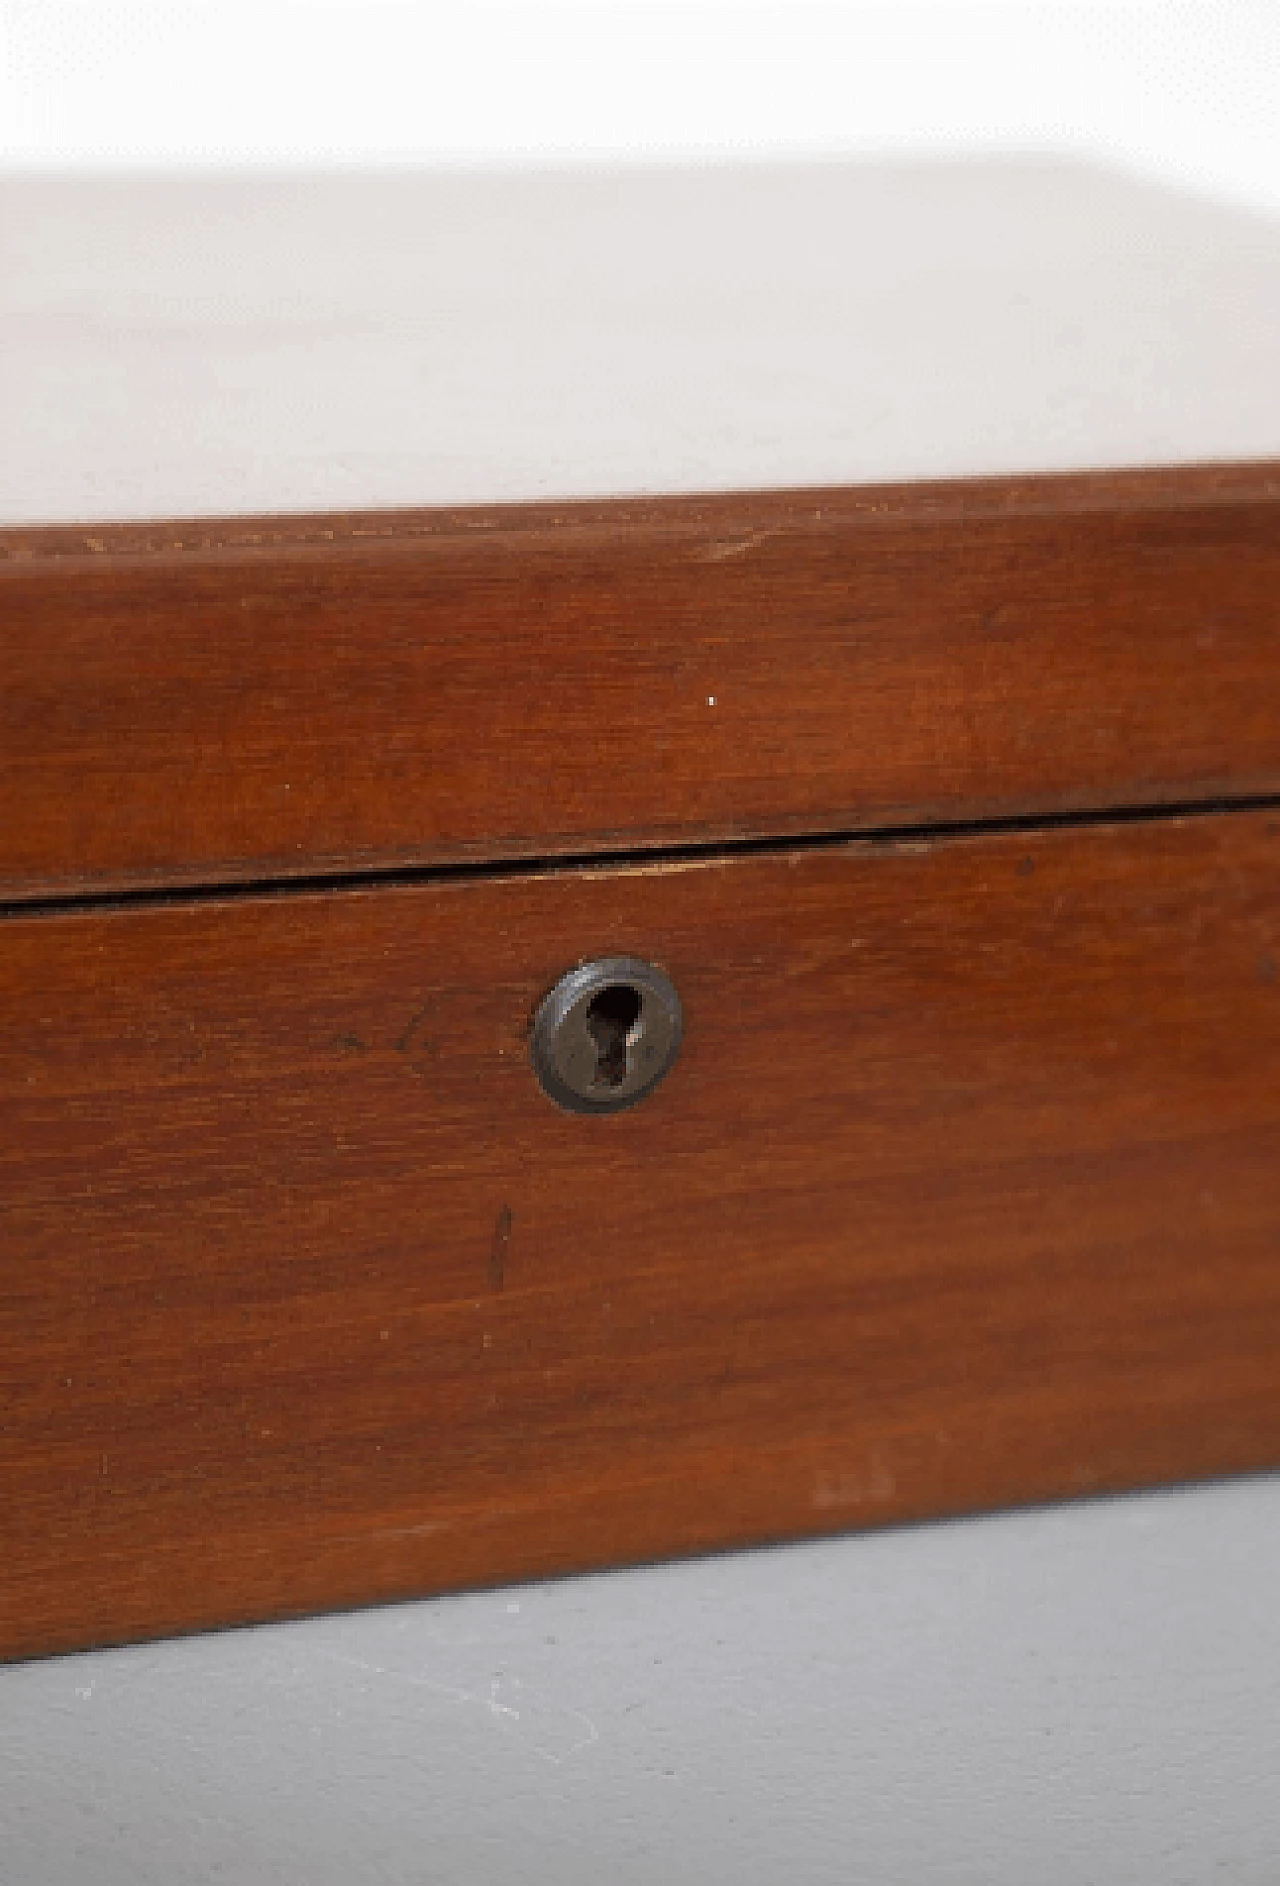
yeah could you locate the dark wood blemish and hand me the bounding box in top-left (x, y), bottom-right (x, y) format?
top-left (488, 1206), bottom-right (513, 1293)
top-left (395, 1004), bottom-right (439, 1075)
top-left (395, 1005), bottom-right (432, 1054)
top-left (980, 602), bottom-right (1021, 641)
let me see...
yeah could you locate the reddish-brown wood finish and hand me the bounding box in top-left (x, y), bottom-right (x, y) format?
top-left (2, 462), bottom-right (1279, 900)
top-left (2, 809), bottom-right (1278, 1659)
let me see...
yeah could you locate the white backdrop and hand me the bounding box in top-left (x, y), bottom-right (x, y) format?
top-left (1, 0), bottom-right (1278, 214)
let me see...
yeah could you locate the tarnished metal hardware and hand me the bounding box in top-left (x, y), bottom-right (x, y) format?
top-left (530, 956), bottom-right (683, 1114)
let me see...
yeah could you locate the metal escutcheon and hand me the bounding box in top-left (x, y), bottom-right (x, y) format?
top-left (530, 956), bottom-right (683, 1115)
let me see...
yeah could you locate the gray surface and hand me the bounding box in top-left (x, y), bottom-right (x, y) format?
top-left (3, 1477), bottom-right (1279, 1884)
top-left (3, 156), bottom-right (1280, 525)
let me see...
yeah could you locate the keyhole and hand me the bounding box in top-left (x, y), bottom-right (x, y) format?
top-left (585, 983), bottom-right (643, 1089)
top-left (531, 957), bottom-right (681, 1114)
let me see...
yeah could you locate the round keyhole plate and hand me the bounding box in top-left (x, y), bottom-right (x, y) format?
top-left (530, 956), bottom-right (683, 1115)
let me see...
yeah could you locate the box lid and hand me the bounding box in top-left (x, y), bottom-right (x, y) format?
top-left (4, 161), bottom-right (1279, 898)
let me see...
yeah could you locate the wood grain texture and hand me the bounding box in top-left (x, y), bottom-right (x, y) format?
top-left (2, 808), bottom-right (1279, 1660)
top-left (2, 461), bottom-right (1279, 900)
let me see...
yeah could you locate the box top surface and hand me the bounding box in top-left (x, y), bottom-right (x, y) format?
top-left (4, 156), bottom-right (1280, 527)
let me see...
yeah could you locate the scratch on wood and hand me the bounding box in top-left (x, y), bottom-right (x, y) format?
top-left (489, 1205), bottom-right (513, 1292)
top-left (697, 528), bottom-right (780, 562)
